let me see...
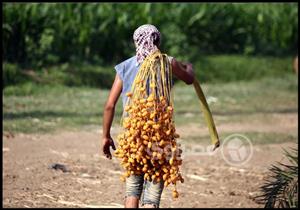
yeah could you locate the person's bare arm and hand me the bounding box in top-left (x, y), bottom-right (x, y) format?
top-left (171, 58), bottom-right (195, 84)
top-left (102, 74), bottom-right (122, 159)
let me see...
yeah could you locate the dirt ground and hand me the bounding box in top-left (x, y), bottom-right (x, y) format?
top-left (2, 114), bottom-right (298, 208)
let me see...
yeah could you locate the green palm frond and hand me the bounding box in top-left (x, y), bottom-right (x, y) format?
top-left (256, 145), bottom-right (298, 208)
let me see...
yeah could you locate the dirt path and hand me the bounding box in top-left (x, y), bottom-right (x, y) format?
top-left (3, 123), bottom-right (297, 208)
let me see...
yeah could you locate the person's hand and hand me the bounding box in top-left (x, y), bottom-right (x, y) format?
top-left (102, 136), bottom-right (116, 159)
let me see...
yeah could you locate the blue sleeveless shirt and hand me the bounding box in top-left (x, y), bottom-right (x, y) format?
top-left (115, 55), bottom-right (173, 108)
top-left (115, 56), bottom-right (140, 107)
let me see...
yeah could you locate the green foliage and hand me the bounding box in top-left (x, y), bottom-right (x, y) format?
top-left (3, 82), bottom-right (49, 96)
top-left (2, 55), bottom-right (294, 88)
top-left (2, 62), bottom-right (30, 88)
top-left (256, 146), bottom-right (298, 208)
top-left (3, 3), bottom-right (298, 69)
top-left (2, 3), bottom-right (298, 87)
top-left (2, 62), bottom-right (115, 89)
top-left (41, 63), bottom-right (115, 88)
top-left (195, 55), bottom-right (294, 83)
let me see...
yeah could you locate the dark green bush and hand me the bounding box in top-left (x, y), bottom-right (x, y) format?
top-left (2, 62), bottom-right (31, 88)
top-left (3, 3), bottom-right (298, 69)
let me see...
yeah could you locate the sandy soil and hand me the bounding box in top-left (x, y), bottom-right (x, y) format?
top-left (2, 115), bottom-right (298, 208)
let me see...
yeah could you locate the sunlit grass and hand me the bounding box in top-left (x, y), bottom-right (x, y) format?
top-left (3, 74), bottom-right (298, 141)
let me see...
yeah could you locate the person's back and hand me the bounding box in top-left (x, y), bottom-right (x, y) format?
top-left (115, 54), bottom-right (176, 109)
top-left (102, 24), bottom-right (194, 208)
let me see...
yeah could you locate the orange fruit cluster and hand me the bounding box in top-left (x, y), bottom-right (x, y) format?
top-left (115, 85), bottom-right (183, 198)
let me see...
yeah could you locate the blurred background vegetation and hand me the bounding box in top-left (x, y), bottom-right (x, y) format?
top-left (2, 3), bottom-right (298, 136)
top-left (2, 4), bottom-right (298, 208)
top-left (2, 3), bottom-right (298, 88)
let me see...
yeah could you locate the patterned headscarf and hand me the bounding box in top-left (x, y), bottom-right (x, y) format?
top-left (133, 24), bottom-right (161, 64)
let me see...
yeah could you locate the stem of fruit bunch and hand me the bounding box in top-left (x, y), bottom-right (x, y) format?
top-left (193, 78), bottom-right (220, 151)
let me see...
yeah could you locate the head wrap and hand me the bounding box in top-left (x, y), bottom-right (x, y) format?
top-left (133, 24), bottom-right (161, 64)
